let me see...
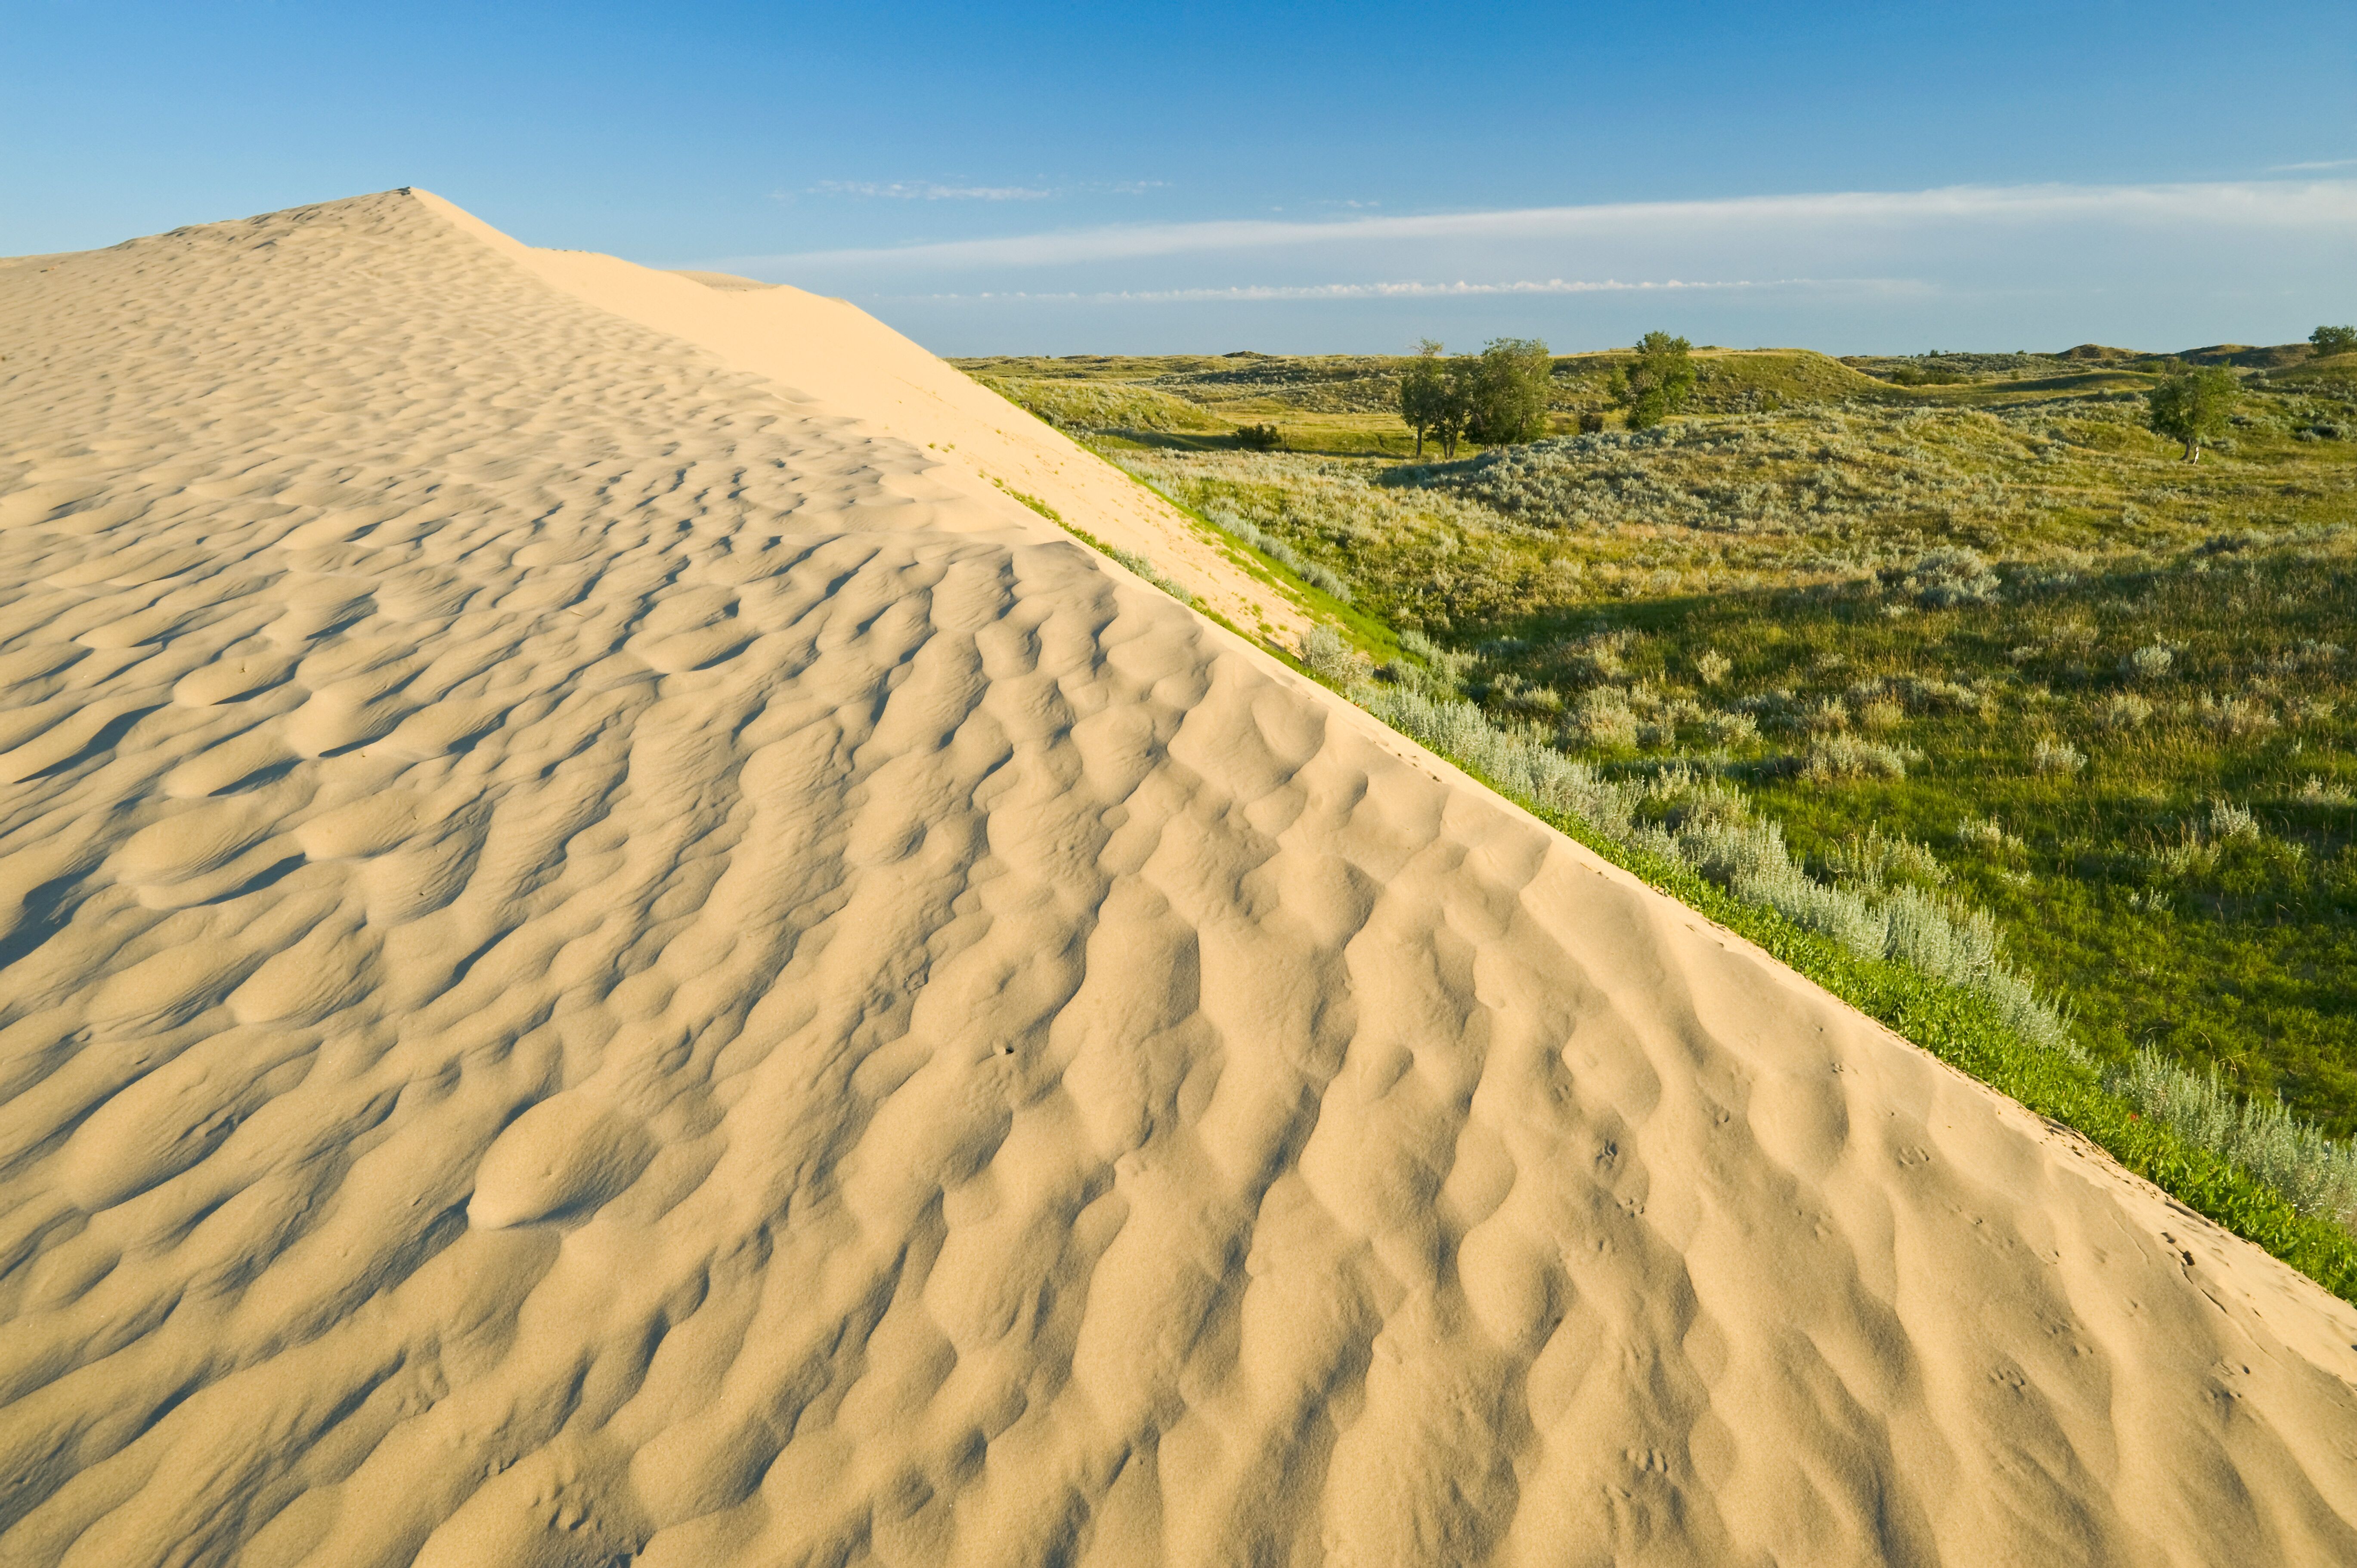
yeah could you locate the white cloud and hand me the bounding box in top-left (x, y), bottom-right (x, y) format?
top-left (2269, 158), bottom-right (2357, 172)
top-left (743, 179), bottom-right (2357, 273)
top-left (795, 177), bottom-right (1169, 204)
top-left (888, 276), bottom-right (1916, 303)
top-left (700, 176), bottom-right (2357, 354)
top-left (807, 180), bottom-right (1054, 201)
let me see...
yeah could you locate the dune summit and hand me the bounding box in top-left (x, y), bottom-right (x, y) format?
top-left (0, 191), bottom-right (2354, 1567)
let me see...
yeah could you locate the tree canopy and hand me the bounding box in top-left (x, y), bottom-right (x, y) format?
top-left (1466, 338), bottom-right (1553, 447)
top-left (1399, 341), bottom-right (1452, 458)
top-left (2146, 365), bottom-right (2239, 461)
top-left (2313, 324), bottom-right (2357, 358)
top-left (1397, 338), bottom-right (1553, 458)
top-left (1613, 331), bottom-right (1697, 430)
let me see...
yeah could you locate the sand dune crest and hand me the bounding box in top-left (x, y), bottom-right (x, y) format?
top-left (0, 190), bottom-right (2354, 1566)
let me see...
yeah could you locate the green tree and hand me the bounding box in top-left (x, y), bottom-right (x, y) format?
top-left (2313, 325), bottom-right (2357, 358)
top-left (1402, 339), bottom-right (1549, 458)
top-left (2146, 365), bottom-right (2239, 461)
top-left (1466, 337), bottom-right (1554, 447)
top-left (1399, 340), bottom-right (1450, 457)
top-left (1611, 331), bottom-right (1697, 430)
top-left (1433, 356), bottom-right (1479, 458)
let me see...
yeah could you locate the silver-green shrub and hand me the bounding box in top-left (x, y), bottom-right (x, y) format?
top-left (1301, 625), bottom-right (1371, 687)
top-left (1353, 672), bottom-right (2352, 1210)
top-left (2107, 1052), bottom-right (2357, 1223)
top-left (1352, 681), bottom-right (2073, 1054)
top-left (1202, 504), bottom-right (1355, 602)
top-left (1803, 735), bottom-right (1911, 779)
top-left (2032, 739), bottom-right (2088, 775)
top-left (1889, 546), bottom-right (2002, 608)
top-left (1109, 548), bottom-right (1196, 606)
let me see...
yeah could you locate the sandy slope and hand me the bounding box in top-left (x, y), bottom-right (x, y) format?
top-left (413, 192), bottom-right (1310, 651)
top-left (0, 192), bottom-right (2354, 1568)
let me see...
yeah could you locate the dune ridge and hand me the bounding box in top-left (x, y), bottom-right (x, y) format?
top-left (408, 189), bottom-right (1307, 650)
top-left (0, 190), bottom-right (2353, 1566)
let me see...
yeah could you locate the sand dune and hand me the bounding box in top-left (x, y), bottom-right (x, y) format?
top-left (415, 191), bottom-right (1308, 651)
top-left (0, 190), bottom-right (2354, 1567)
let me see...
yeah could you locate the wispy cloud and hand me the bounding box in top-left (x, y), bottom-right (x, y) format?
top-left (742, 179), bottom-right (2357, 272)
top-left (2269, 158), bottom-right (2357, 172)
top-left (885, 276), bottom-right (1912, 303)
top-left (805, 180), bottom-right (1054, 201)
top-left (793, 178), bottom-right (1171, 203)
top-left (702, 176), bottom-right (2357, 353)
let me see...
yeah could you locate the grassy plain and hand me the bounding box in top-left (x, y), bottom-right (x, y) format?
top-left (959, 343), bottom-right (2357, 1147)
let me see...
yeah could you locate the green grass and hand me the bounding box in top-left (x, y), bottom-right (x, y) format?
top-left (1625, 555), bottom-right (2357, 1121)
top-left (966, 373), bottom-right (1228, 435)
top-left (955, 341), bottom-right (2357, 458)
top-left (1420, 731), bottom-right (2357, 1302)
top-left (960, 342), bottom-right (2357, 1300)
top-left (1112, 435), bottom-right (2357, 1118)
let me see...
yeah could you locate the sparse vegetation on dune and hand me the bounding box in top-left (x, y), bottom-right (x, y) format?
top-left (1343, 662), bottom-right (2357, 1293)
top-left (966, 330), bottom-right (2357, 1291)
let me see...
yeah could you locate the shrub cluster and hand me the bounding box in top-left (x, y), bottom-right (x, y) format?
top-left (1107, 547), bottom-right (1195, 606)
top-left (1200, 504), bottom-right (1354, 602)
top-left (1341, 670), bottom-right (2357, 1238)
top-left (2109, 1051), bottom-right (2357, 1221)
top-left (974, 374), bottom-right (1222, 433)
top-left (1096, 384), bottom-right (2357, 1271)
top-left (1351, 679), bottom-right (2067, 1049)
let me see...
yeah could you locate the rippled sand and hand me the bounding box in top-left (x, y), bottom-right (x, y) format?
top-left (2, 191), bottom-right (2354, 1567)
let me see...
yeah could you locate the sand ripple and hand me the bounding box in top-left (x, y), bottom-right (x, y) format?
top-left (0, 192), bottom-right (2354, 1566)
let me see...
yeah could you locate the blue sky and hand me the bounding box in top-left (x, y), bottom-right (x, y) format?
top-left (6, 2), bottom-right (2353, 354)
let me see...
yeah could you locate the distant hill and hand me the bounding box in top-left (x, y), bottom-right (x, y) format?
top-left (2178, 342), bottom-right (2317, 369)
top-left (1570, 347), bottom-right (1906, 409)
top-left (954, 337), bottom-right (2353, 457)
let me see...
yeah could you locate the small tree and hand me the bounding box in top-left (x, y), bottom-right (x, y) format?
top-left (1433, 363), bottom-right (1471, 464)
top-left (1466, 337), bottom-right (1553, 447)
top-left (2146, 366), bottom-right (2239, 461)
top-left (2313, 324), bottom-right (2357, 358)
top-left (1612, 331), bottom-right (1697, 430)
top-left (1433, 356), bottom-right (1480, 458)
top-left (1399, 340), bottom-right (1449, 457)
